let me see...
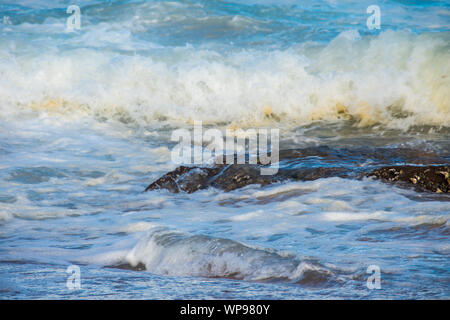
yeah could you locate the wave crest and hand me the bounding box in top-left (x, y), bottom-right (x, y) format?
top-left (124, 227), bottom-right (334, 285)
top-left (1, 30), bottom-right (449, 129)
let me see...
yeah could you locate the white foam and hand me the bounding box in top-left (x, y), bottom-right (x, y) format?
top-left (124, 226), bottom-right (331, 282)
top-left (118, 222), bottom-right (158, 233)
top-left (0, 30), bottom-right (448, 130)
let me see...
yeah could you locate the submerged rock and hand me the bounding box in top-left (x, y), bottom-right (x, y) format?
top-left (145, 147), bottom-right (449, 194)
top-left (145, 165), bottom-right (224, 193)
top-left (145, 164), bottom-right (347, 193)
top-left (109, 262), bottom-right (146, 271)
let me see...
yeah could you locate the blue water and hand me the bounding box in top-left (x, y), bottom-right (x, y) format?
top-left (0, 0), bottom-right (449, 299)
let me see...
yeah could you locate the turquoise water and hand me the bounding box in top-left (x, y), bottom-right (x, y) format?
top-left (0, 0), bottom-right (449, 299)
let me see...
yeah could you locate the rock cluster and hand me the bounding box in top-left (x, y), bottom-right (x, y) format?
top-left (145, 147), bottom-right (449, 194)
top-left (367, 166), bottom-right (449, 193)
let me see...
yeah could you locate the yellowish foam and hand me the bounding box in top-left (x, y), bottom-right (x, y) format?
top-left (1, 30), bottom-right (448, 130)
top-left (30, 98), bottom-right (89, 116)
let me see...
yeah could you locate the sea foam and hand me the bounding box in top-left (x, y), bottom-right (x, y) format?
top-left (0, 30), bottom-right (448, 130)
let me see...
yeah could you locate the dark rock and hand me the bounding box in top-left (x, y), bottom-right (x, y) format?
top-left (367, 165), bottom-right (450, 193)
top-left (145, 147), bottom-right (449, 194)
top-left (145, 165), bottom-right (224, 193)
top-left (146, 163), bottom-right (348, 193)
top-left (210, 164), bottom-right (274, 191)
top-left (108, 262), bottom-right (146, 271)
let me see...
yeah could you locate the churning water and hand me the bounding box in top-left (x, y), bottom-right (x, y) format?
top-left (0, 0), bottom-right (449, 299)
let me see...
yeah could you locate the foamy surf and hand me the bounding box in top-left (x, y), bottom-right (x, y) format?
top-left (122, 226), bottom-right (335, 285)
top-left (0, 30), bottom-right (449, 130)
top-left (1, 0), bottom-right (449, 300)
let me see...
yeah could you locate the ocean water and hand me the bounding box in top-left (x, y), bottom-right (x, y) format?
top-left (0, 0), bottom-right (449, 299)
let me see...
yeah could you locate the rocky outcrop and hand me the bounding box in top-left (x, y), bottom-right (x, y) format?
top-left (367, 166), bottom-right (449, 193)
top-left (145, 147), bottom-right (449, 194)
top-left (145, 164), bottom-right (347, 193)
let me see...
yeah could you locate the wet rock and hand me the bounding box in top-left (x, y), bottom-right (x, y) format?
top-left (367, 166), bottom-right (449, 193)
top-left (146, 163), bottom-right (348, 193)
top-left (209, 164), bottom-right (273, 192)
top-left (145, 147), bottom-right (449, 194)
top-left (145, 164), bottom-right (268, 193)
top-left (109, 262), bottom-right (146, 271)
top-left (145, 165), bottom-right (224, 193)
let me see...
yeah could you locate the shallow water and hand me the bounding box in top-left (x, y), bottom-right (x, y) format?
top-left (0, 0), bottom-right (449, 299)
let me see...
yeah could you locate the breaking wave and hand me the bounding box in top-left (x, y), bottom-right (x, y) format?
top-left (1, 30), bottom-right (449, 130)
top-left (123, 226), bottom-right (335, 285)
